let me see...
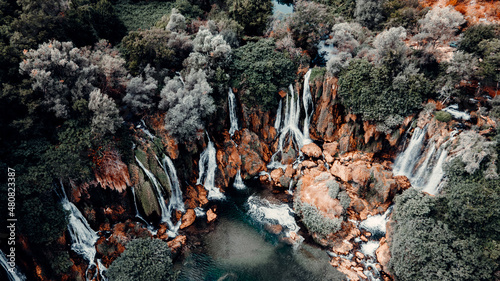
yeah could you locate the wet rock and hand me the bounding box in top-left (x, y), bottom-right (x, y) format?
top-left (301, 143), bottom-right (322, 158)
top-left (167, 235), bottom-right (186, 254)
top-left (301, 160), bottom-right (317, 168)
top-left (180, 209), bottom-right (196, 229)
top-left (207, 208), bottom-right (217, 223)
top-left (184, 185), bottom-right (209, 209)
top-left (270, 168), bottom-right (284, 185)
top-left (265, 224), bottom-right (283, 235)
top-left (376, 237), bottom-right (391, 274)
top-left (330, 161), bottom-right (353, 182)
top-left (323, 142), bottom-right (340, 158)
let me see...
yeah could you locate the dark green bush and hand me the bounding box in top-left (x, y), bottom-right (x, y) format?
top-left (106, 238), bottom-right (178, 281)
top-left (434, 111), bottom-right (452, 122)
top-left (459, 24), bottom-right (498, 54)
top-left (230, 39), bottom-right (296, 110)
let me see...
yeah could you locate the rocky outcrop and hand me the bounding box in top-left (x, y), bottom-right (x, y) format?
top-left (301, 143), bottom-right (322, 158)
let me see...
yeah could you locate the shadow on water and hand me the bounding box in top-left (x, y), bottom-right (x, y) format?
top-left (178, 183), bottom-right (345, 281)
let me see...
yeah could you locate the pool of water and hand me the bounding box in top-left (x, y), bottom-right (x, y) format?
top-left (177, 184), bottom-right (345, 281)
top-left (273, 0), bottom-right (293, 15)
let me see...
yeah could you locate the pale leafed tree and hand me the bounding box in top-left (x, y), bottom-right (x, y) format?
top-left (19, 40), bottom-right (97, 118)
top-left (123, 65), bottom-right (158, 113)
top-left (355, 0), bottom-right (383, 29)
top-left (88, 88), bottom-right (122, 135)
top-left (166, 8), bottom-right (186, 33)
top-left (326, 51), bottom-right (352, 75)
top-left (327, 22), bottom-right (366, 54)
top-left (414, 6), bottom-right (465, 49)
top-left (159, 69), bottom-right (216, 142)
top-left (370, 27), bottom-right (409, 70)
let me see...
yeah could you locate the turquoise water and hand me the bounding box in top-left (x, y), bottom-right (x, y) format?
top-left (273, 0), bottom-right (293, 15)
top-left (177, 186), bottom-right (345, 281)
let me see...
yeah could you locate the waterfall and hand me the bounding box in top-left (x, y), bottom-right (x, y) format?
top-left (268, 84), bottom-right (305, 169)
top-left (393, 126), bottom-right (457, 195)
top-left (57, 182), bottom-right (99, 280)
top-left (228, 88), bottom-right (239, 136)
top-left (96, 259), bottom-right (108, 281)
top-left (1, 250), bottom-right (26, 281)
top-left (233, 169), bottom-right (246, 190)
top-left (162, 156), bottom-right (185, 213)
top-left (197, 137), bottom-right (225, 200)
top-left (288, 179), bottom-right (294, 195)
top-left (246, 195), bottom-right (301, 240)
top-left (274, 99), bottom-right (283, 131)
top-left (393, 126), bottom-right (427, 176)
top-left (302, 69), bottom-right (313, 145)
top-left (135, 157), bottom-right (170, 224)
top-left (130, 186), bottom-right (151, 226)
top-left (138, 120), bottom-right (155, 140)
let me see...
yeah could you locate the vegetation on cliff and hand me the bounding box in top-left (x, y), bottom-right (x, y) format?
top-left (0, 0), bottom-right (499, 280)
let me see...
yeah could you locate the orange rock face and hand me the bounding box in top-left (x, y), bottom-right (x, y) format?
top-left (301, 143), bottom-right (322, 158)
top-left (180, 209), bottom-right (196, 229)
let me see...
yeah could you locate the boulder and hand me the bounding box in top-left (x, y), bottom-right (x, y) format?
top-left (180, 209), bottom-right (196, 229)
top-left (301, 143), bottom-right (322, 158)
top-left (207, 209), bottom-right (217, 223)
top-left (330, 161), bottom-right (353, 182)
top-left (323, 142), bottom-right (340, 157)
top-left (376, 238), bottom-right (391, 273)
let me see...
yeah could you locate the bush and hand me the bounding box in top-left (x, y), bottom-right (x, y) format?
top-left (434, 111), bottom-right (451, 122)
top-left (338, 59), bottom-right (429, 122)
top-left (230, 39), bottom-right (296, 110)
top-left (294, 200), bottom-right (342, 237)
top-left (106, 238), bottom-right (178, 281)
top-left (459, 24), bottom-right (498, 54)
top-left (227, 0), bottom-right (272, 36)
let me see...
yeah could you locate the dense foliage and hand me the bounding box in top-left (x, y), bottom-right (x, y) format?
top-left (230, 39), bottom-right (296, 110)
top-left (106, 238), bottom-right (178, 281)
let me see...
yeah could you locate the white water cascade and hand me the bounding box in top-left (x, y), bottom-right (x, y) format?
top-left (1, 250), bottom-right (26, 281)
top-left (57, 182), bottom-right (100, 280)
top-left (233, 169), bottom-right (246, 190)
top-left (130, 186), bottom-right (151, 227)
top-left (269, 70), bottom-right (315, 169)
top-left (197, 137), bottom-right (226, 200)
top-left (158, 155), bottom-right (186, 237)
top-left (228, 88), bottom-right (239, 136)
top-left (246, 195), bottom-right (301, 241)
top-left (393, 126), bottom-right (457, 195)
top-left (302, 69), bottom-right (313, 145)
top-left (274, 99), bottom-right (283, 131)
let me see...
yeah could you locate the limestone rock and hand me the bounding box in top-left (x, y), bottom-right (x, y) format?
top-left (180, 209), bottom-right (196, 229)
top-left (301, 143), bottom-right (322, 158)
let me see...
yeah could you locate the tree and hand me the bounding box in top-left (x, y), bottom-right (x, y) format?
top-left (159, 69), bottom-right (216, 142)
top-left (121, 28), bottom-right (192, 74)
top-left (88, 89), bottom-right (122, 135)
top-left (371, 26), bottom-right (409, 73)
top-left (337, 59), bottom-right (428, 122)
top-left (227, 0), bottom-right (272, 35)
top-left (19, 40), bottom-right (97, 118)
top-left (459, 24), bottom-right (498, 54)
top-left (183, 26), bottom-right (231, 74)
top-left (355, 0), bottom-right (383, 29)
top-left (165, 8), bottom-right (186, 33)
top-left (326, 22), bottom-right (366, 54)
top-left (288, 0), bottom-right (333, 52)
top-left (106, 238), bottom-right (178, 281)
top-left (230, 39), bottom-right (296, 110)
top-left (477, 38), bottom-right (500, 87)
top-left (389, 189), bottom-right (496, 281)
top-left (414, 6), bottom-right (465, 51)
top-left (123, 66), bottom-right (158, 114)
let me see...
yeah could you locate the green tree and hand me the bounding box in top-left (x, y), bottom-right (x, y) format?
top-left (106, 238), bottom-right (178, 281)
top-left (227, 0), bottom-right (272, 36)
top-left (459, 24), bottom-right (498, 54)
top-left (230, 39), bottom-right (296, 110)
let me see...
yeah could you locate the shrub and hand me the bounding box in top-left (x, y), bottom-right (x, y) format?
top-left (434, 111), bottom-right (451, 122)
top-left (459, 24), bottom-right (498, 54)
top-left (106, 238), bottom-right (178, 281)
top-left (230, 39), bottom-right (296, 110)
top-left (355, 0), bottom-right (383, 29)
top-left (294, 200), bottom-right (342, 237)
top-left (227, 0), bottom-right (272, 36)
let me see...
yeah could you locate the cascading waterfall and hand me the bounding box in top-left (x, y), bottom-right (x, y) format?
top-left (135, 157), bottom-right (170, 224)
top-left (392, 126), bottom-right (427, 176)
top-left (393, 126), bottom-right (457, 195)
top-left (233, 169), bottom-right (246, 190)
top-left (130, 186), bottom-right (152, 227)
top-left (1, 250), bottom-right (26, 281)
top-left (246, 195), bottom-right (301, 241)
top-left (302, 69), bottom-right (313, 145)
top-left (274, 99), bottom-right (283, 131)
top-left (138, 119), bottom-right (155, 140)
top-left (197, 137), bottom-right (225, 200)
top-left (228, 88), bottom-right (239, 136)
top-left (57, 182), bottom-right (100, 281)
